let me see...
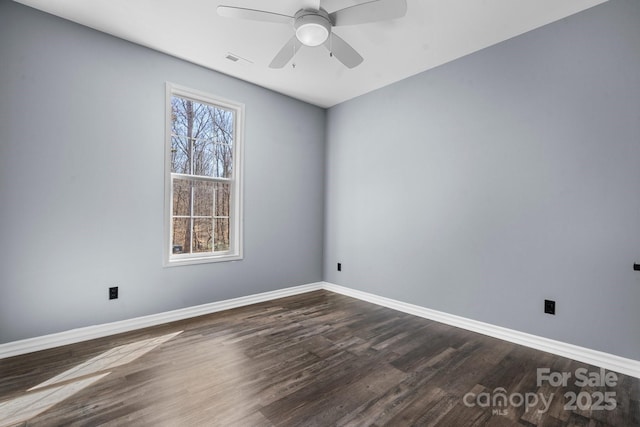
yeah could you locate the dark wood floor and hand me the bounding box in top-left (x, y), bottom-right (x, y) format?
top-left (0, 290), bottom-right (638, 426)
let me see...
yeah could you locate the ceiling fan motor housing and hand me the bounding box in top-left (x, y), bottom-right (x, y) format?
top-left (294, 9), bottom-right (331, 47)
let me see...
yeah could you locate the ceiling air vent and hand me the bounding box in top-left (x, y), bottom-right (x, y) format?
top-left (225, 52), bottom-right (253, 64)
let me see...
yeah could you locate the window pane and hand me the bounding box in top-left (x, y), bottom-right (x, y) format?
top-left (192, 218), bottom-right (213, 253)
top-left (171, 136), bottom-right (190, 174)
top-left (172, 178), bottom-right (191, 216)
top-left (214, 141), bottom-right (233, 178)
top-left (171, 95), bottom-right (234, 178)
top-left (193, 181), bottom-right (214, 217)
top-left (193, 103), bottom-right (214, 140)
top-left (172, 218), bottom-right (191, 254)
top-left (215, 182), bottom-right (231, 217)
top-left (171, 97), bottom-right (193, 138)
top-left (214, 218), bottom-right (230, 252)
top-left (212, 107), bottom-right (234, 178)
top-left (192, 138), bottom-right (215, 177)
top-left (172, 180), bottom-right (230, 255)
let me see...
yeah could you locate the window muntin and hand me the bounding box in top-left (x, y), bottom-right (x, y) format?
top-left (165, 84), bottom-right (243, 265)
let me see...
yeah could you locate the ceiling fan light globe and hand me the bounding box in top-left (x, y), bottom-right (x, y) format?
top-left (294, 13), bottom-right (331, 47)
top-left (296, 23), bottom-right (328, 46)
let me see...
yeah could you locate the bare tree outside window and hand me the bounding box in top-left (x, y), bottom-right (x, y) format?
top-left (166, 85), bottom-right (242, 265)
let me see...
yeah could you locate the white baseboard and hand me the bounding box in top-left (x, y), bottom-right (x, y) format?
top-left (0, 282), bottom-right (323, 360)
top-left (322, 282), bottom-right (640, 379)
top-left (2, 280), bottom-right (638, 379)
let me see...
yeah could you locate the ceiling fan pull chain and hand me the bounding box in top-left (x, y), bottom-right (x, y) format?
top-left (292, 39), bottom-right (297, 68)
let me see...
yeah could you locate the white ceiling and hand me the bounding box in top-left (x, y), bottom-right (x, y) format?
top-left (14, 0), bottom-right (607, 108)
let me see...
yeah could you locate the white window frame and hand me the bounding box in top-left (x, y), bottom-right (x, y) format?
top-left (164, 83), bottom-right (244, 266)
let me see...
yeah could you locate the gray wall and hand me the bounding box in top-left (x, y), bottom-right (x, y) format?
top-left (0, 1), bottom-right (325, 343)
top-left (324, 0), bottom-right (640, 360)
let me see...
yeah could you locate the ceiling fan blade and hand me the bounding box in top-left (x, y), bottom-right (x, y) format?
top-left (269, 36), bottom-right (302, 68)
top-left (217, 6), bottom-right (294, 24)
top-left (330, 0), bottom-right (407, 26)
top-left (325, 33), bottom-right (363, 68)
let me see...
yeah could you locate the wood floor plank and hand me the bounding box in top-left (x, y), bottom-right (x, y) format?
top-left (0, 290), bottom-right (637, 426)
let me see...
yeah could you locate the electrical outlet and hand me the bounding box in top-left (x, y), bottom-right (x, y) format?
top-left (109, 286), bottom-right (118, 300)
top-left (337, 263), bottom-right (342, 272)
top-left (544, 299), bottom-right (555, 315)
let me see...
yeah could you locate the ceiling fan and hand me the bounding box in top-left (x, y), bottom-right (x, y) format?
top-left (217, 0), bottom-right (408, 69)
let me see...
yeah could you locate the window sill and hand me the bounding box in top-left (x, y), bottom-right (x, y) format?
top-left (164, 253), bottom-right (243, 267)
